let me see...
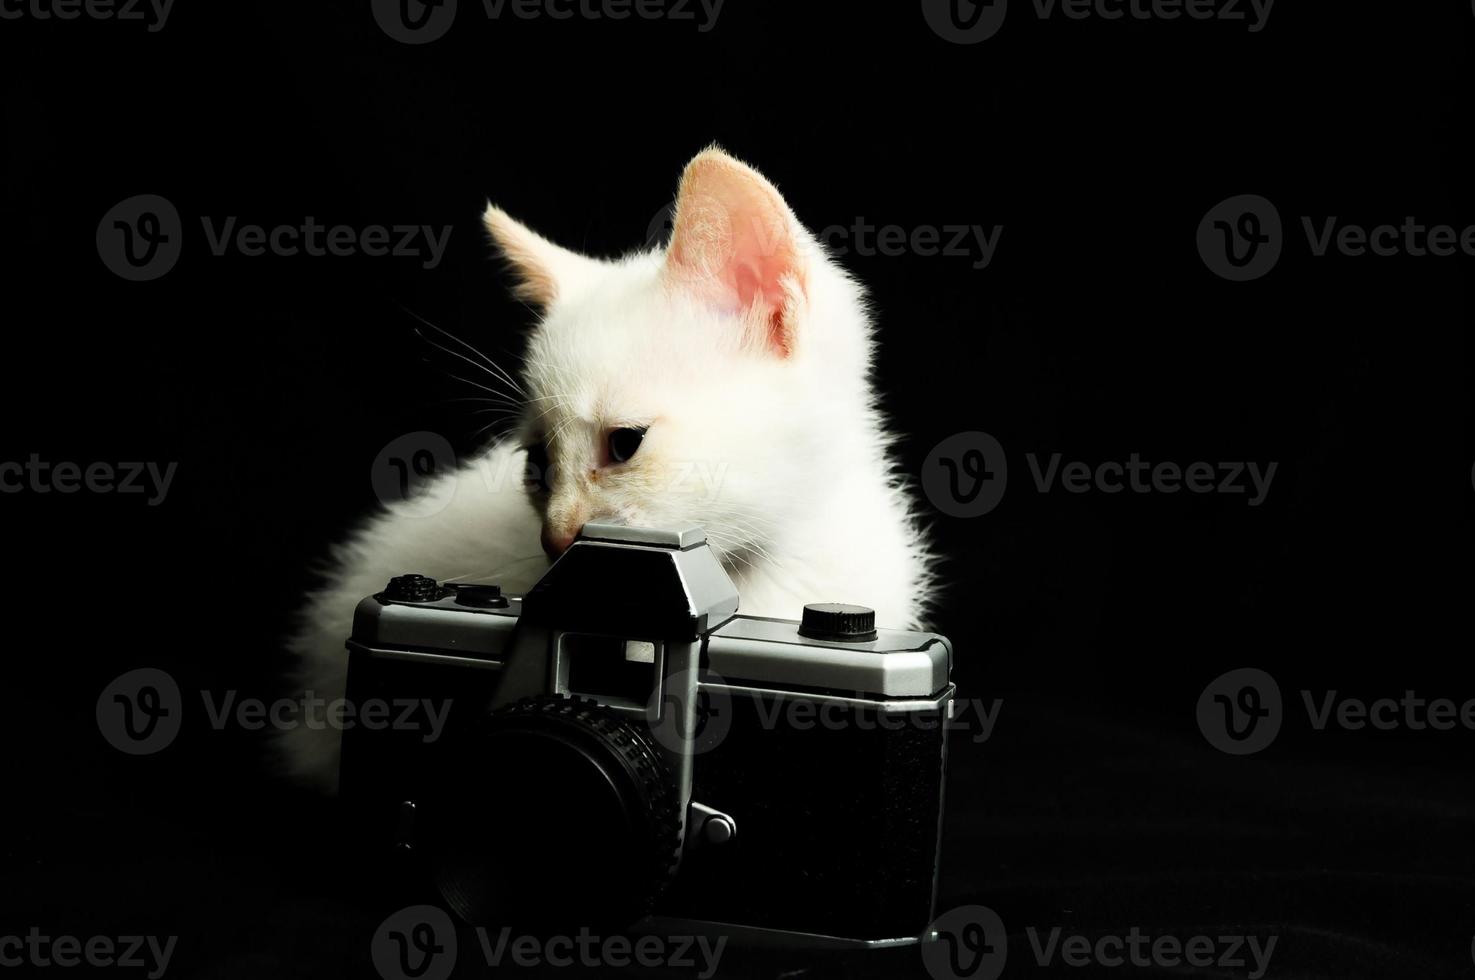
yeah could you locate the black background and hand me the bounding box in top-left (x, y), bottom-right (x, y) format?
top-left (2, 0), bottom-right (1473, 976)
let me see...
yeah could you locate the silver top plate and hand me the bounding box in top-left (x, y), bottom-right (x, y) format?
top-left (577, 522), bottom-right (706, 550)
top-left (708, 617), bottom-right (952, 698)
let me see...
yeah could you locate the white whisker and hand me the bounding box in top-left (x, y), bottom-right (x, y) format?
top-left (403, 307), bottom-right (527, 397)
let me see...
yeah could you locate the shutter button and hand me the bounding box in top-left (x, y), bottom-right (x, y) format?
top-left (453, 584), bottom-right (508, 609)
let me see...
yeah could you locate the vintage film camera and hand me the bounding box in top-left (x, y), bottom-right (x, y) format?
top-left (340, 523), bottom-right (954, 946)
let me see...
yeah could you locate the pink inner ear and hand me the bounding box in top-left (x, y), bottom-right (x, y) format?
top-left (730, 254), bottom-right (796, 356)
top-left (731, 252), bottom-right (792, 311)
top-left (665, 153), bottom-right (805, 340)
top-left (717, 208), bottom-right (799, 314)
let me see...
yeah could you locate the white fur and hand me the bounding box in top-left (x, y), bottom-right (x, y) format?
top-left (282, 148), bottom-right (935, 791)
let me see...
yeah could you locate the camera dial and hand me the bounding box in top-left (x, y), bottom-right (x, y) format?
top-left (382, 574), bottom-right (443, 603)
top-left (799, 603), bottom-right (878, 641)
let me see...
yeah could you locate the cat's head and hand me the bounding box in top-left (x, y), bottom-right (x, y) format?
top-left (484, 147), bottom-right (878, 566)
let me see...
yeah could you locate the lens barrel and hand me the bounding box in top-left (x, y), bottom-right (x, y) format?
top-left (420, 695), bottom-right (682, 931)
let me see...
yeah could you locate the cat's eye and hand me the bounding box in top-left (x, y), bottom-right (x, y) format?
top-left (607, 427), bottom-right (647, 464)
top-left (523, 440), bottom-right (551, 493)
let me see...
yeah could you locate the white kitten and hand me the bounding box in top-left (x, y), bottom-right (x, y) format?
top-left (283, 147), bottom-right (936, 790)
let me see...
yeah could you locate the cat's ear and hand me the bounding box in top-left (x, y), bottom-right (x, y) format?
top-left (483, 203), bottom-right (601, 308)
top-left (663, 148), bottom-right (808, 357)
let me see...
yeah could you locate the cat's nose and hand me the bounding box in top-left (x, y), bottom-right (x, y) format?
top-left (540, 525), bottom-right (579, 560)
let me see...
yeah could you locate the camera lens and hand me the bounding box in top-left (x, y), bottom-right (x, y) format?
top-left (418, 695), bottom-right (681, 931)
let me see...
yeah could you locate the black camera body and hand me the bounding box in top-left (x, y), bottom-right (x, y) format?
top-left (341, 523), bottom-right (954, 946)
